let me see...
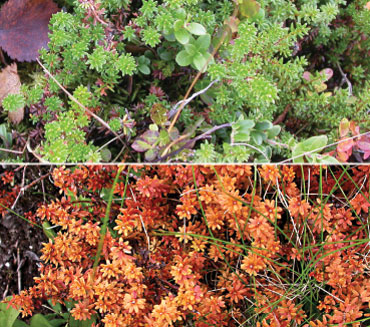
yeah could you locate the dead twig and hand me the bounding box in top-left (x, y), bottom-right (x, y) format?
top-left (11, 166), bottom-right (27, 210)
top-left (36, 59), bottom-right (126, 147)
top-left (336, 61), bottom-right (352, 97)
top-left (16, 242), bottom-right (25, 294)
top-left (273, 104), bottom-right (291, 125)
top-left (158, 123), bottom-right (232, 162)
top-left (168, 79), bottom-right (219, 118)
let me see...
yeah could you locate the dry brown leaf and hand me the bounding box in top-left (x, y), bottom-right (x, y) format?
top-left (0, 63), bottom-right (24, 124)
top-left (0, 0), bottom-right (59, 62)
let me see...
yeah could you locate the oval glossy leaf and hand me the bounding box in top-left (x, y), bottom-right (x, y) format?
top-left (313, 82), bottom-right (327, 93)
top-left (163, 33), bottom-right (176, 42)
top-left (132, 130), bottom-right (159, 152)
top-left (250, 131), bottom-right (264, 145)
top-left (144, 148), bottom-right (158, 161)
top-left (150, 103), bottom-right (168, 126)
top-left (317, 155), bottom-right (340, 164)
top-left (339, 118), bottom-right (350, 138)
top-left (267, 125), bottom-right (281, 138)
top-left (255, 121), bottom-right (273, 131)
top-left (232, 119), bottom-right (255, 142)
top-left (193, 52), bottom-right (207, 71)
top-left (175, 50), bottom-right (192, 66)
top-left (138, 65), bottom-right (150, 75)
top-left (301, 135), bottom-right (328, 152)
top-left (239, 0), bottom-right (260, 18)
top-left (174, 28), bottom-right (190, 44)
top-left (101, 148), bottom-right (112, 162)
top-left (0, 297), bottom-right (21, 327)
top-left (186, 22), bottom-right (207, 35)
top-left (195, 34), bottom-right (211, 51)
top-left (30, 314), bottom-right (53, 327)
top-left (184, 43), bottom-right (197, 56)
top-left (158, 48), bottom-right (172, 61)
top-left (173, 19), bottom-right (184, 31)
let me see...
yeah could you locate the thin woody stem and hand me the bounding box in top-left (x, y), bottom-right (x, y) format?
top-left (36, 59), bottom-right (126, 147)
top-left (165, 2), bottom-right (239, 145)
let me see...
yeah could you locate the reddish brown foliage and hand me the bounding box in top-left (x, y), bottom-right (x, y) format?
top-left (0, 0), bottom-right (59, 61)
top-left (2, 165), bottom-right (370, 326)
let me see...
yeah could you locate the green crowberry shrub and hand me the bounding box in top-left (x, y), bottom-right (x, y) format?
top-left (3, 0), bottom-right (369, 162)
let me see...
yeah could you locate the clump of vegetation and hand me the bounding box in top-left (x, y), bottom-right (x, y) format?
top-left (0, 0), bottom-right (369, 162)
top-left (1, 165), bottom-right (370, 326)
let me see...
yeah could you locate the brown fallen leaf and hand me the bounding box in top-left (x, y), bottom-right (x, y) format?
top-left (0, 63), bottom-right (24, 124)
top-left (0, 0), bottom-right (59, 62)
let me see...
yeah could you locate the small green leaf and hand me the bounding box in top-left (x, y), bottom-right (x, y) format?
top-left (176, 50), bottom-right (192, 66)
top-left (132, 130), bottom-right (159, 152)
top-left (339, 118), bottom-right (350, 137)
top-left (169, 127), bottom-right (180, 141)
top-left (13, 320), bottom-right (29, 327)
top-left (301, 135), bottom-right (328, 152)
top-left (193, 52), bottom-right (207, 71)
top-left (317, 155), bottom-right (340, 164)
top-left (250, 131), bottom-right (265, 145)
top-left (184, 43), bottom-right (197, 56)
top-left (174, 28), bottom-right (190, 44)
top-left (239, 0), bottom-right (260, 18)
top-left (174, 19), bottom-right (184, 31)
top-left (186, 22), bottom-right (207, 35)
top-left (292, 135), bottom-right (328, 163)
top-left (144, 148), bottom-right (158, 161)
top-left (255, 121), bottom-right (273, 131)
top-left (138, 65), bottom-right (150, 75)
top-left (267, 125), bottom-right (281, 138)
top-left (158, 48), bottom-right (172, 61)
top-left (195, 34), bottom-right (211, 51)
top-left (101, 148), bottom-right (112, 162)
top-left (0, 297), bottom-right (20, 327)
top-left (0, 124), bottom-right (12, 147)
top-left (232, 118), bottom-right (255, 142)
top-left (150, 103), bottom-right (168, 126)
top-left (319, 68), bottom-right (333, 82)
top-left (30, 314), bottom-right (53, 327)
top-left (42, 221), bottom-right (56, 240)
top-left (163, 33), bottom-right (176, 42)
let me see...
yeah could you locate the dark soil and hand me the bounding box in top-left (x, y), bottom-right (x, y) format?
top-left (0, 166), bottom-right (55, 301)
top-left (0, 215), bottom-right (47, 300)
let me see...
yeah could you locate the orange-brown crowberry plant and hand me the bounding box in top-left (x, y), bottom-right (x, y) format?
top-left (2, 165), bottom-right (370, 326)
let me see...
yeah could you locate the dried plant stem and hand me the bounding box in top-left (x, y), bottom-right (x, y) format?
top-left (165, 2), bottom-right (239, 154)
top-left (36, 59), bottom-right (126, 147)
top-left (158, 123), bottom-right (232, 161)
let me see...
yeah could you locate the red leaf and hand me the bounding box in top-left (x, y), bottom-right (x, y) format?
top-left (302, 71), bottom-right (312, 81)
top-left (319, 68), bottom-right (333, 82)
top-left (0, 0), bottom-right (59, 62)
top-left (337, 138), bottom-right (354, 152)
top-left (357, 141), bottom-right (370, 151)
